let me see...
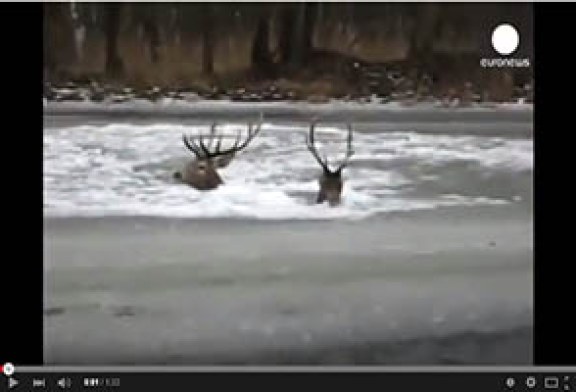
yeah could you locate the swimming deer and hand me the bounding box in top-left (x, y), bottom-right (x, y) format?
top-left (175, 121), bottom-right (261, 190)
top-left (305, 121), bottom-right (354, 207)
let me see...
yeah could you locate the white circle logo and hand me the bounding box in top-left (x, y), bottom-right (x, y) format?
top-left (491, 24), bottom-right (519, 55)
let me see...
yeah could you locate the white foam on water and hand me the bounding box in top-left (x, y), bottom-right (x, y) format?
top-left (44, 122), bottom-right (532, 220)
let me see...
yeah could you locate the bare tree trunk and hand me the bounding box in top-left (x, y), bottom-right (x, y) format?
top-left (142, 5), bottom-right (160, 64)
top-left (290, 3), bottom-right (307, 67)
top-left (277, 4), bottom-right (296, 65)
top-left (300, 2), bottom-right (317, 64)
top-left (277, 3), bottom-right (317, 69)
top-left (104, 4), bottom-right (124, 77)
top-left (44, 3), bottom-right (77, 78)
top-left (201, 4), bottom-right (214, 75)
top-left (408, 4), bottom-right (441, 65)
top-left (251, 11), bottom-right (273, 77)
top-left (43, 3), bottom-right (56, 75)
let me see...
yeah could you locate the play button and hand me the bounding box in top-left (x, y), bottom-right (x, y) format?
top-left (8, 378), bottom-right (19, 389)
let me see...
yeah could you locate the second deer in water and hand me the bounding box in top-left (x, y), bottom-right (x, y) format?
top-left (175, 121), bottom-right (262, 190)
top-left (305, 121), bottom-right (354, 207)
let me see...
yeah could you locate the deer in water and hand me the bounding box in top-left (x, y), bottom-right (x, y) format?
top-left (175, 121), bottom-right (262, 190)
top-left (305, 121), bottom-right (354, 207)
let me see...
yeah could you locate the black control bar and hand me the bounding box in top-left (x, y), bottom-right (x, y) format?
top-left (3, 367), bottom-right (576, 392)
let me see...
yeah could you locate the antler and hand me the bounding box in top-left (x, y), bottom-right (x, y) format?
top-left (334, 123), bottom-right (354, 173)
top-left (306, 121), bottom-right (354, 174)
top-left (230, 120), bottom-right (262, 153)
top-left (182, 119), bottom-right (263, 159)
top-left (182, 133), bottom-right (204, 158)
top-left (305, 121), bottom-right (330, 173)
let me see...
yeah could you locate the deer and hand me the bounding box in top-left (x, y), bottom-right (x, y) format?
top-left (305, 121), bottom-right (354, 207)
top-left (174, 121), bottom-right (262, 190)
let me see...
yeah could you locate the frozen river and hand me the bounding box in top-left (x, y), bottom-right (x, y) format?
top-left (44, 102), bottom-right (532, 220)
top-left (43, 102), bottom-right (533, 365)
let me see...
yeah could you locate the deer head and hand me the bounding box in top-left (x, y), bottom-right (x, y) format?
top-left (305, 121), bottom-right (354, 207)
top-left (175, 121), bottom-right (262, 190)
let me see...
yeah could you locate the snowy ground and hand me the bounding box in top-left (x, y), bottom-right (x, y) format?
top-left (43, 102), bottom-right (533, 365)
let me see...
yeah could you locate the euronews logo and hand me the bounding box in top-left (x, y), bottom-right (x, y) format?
top-left (480, 24), bottom-right (530, 68)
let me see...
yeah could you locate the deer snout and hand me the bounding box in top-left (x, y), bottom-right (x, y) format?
top-left (196, 161), bottom-right (208, 173)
